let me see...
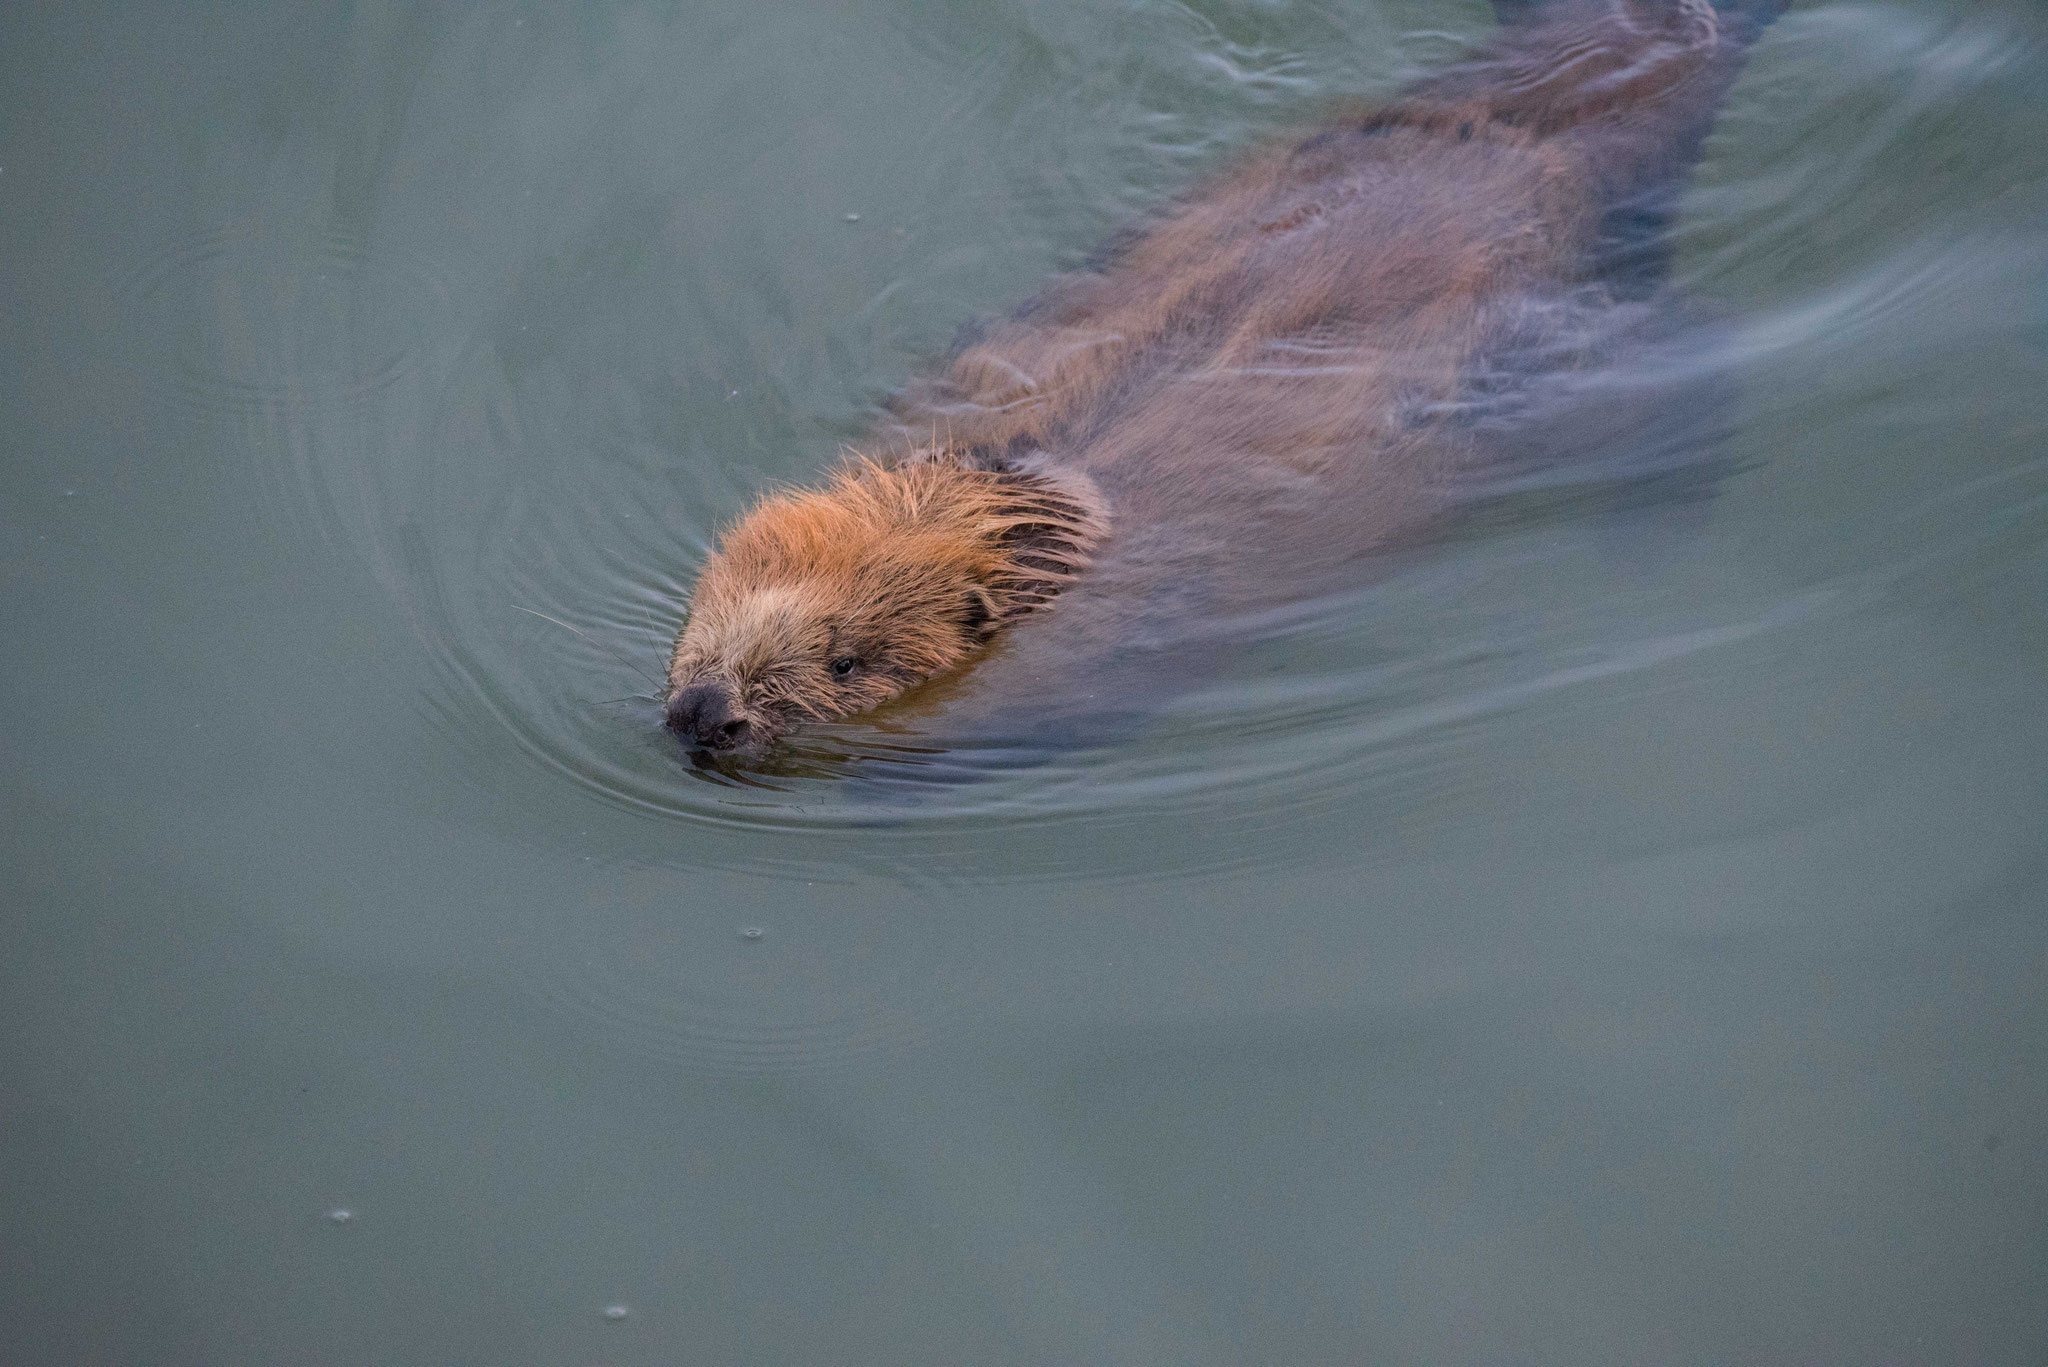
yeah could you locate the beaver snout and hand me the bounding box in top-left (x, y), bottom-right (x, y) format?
top-left (666, 681), bottom-right (752, 751)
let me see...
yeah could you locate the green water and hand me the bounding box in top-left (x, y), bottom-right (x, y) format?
top-left (4, 1), bottom-right (2045, 1362)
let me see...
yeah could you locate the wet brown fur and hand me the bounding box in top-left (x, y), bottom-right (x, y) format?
top-left (669, 0), bottom-right (1762, 750)
top-left (667, 452), bottom-right (1106, 739)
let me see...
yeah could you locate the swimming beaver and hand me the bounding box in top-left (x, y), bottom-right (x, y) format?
top-left (666, 0), bottom-right (1783, 755)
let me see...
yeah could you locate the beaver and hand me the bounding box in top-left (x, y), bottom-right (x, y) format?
top-left (666, 0), bottom-right (1784, 755)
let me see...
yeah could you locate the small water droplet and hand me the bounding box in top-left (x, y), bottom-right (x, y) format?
top-left (739, 926), bottom-right (765, 941)
top-left (602, 1304), bottom-right (630, 1321)
top-left (61, 488), bottom-right (78, 497)
top-left (327, 1208), bottom-right (354, 1224)
top-left (842, 212), bottom-right (861, 223)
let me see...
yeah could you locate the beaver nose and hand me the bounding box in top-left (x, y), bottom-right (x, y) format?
top-left (666, 681), bottom-right (751, 750)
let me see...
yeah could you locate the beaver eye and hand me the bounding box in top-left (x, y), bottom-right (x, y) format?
top-left (829, 655), bottom-right (858, 678)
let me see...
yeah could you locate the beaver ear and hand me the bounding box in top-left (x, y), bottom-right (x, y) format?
top-left (899, 441), bottom-right (1012, 475)
top-left (959, 587), bottom-right (999, 639)
top-left (979, 465), bottom-right (1109, 619)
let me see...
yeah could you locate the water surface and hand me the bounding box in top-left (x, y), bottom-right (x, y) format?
top-left (4, 1), bottom-right (2046, 1362)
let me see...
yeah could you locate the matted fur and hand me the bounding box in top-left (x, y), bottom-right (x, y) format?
top-left (666, 448), bottom-right (1106, 746)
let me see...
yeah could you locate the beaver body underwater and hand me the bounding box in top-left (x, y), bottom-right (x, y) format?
top-left (666, 0), bottom-right (1784, 757)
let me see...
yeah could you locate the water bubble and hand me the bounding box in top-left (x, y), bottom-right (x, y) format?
top-left (602, 1304), bottom-right (630, 1321)
top-left (842, 213), bottom-right (861, 223)
top-left (327, 1208), bottom-right (354, 1224)
top-left (739, 926), bottom-right (766, 941)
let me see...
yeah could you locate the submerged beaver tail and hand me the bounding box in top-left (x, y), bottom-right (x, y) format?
top-left (1367, 0), bottom-right (1729, 153)
top-left (1490, 0), bottom-right (1786, 40)
top-left (1363, 0), bottom-right (1783, 293)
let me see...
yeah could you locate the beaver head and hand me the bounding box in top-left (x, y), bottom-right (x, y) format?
top-left (665, 450), bottom-right (1107, 754)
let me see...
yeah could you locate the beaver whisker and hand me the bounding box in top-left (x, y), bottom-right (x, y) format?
top-left (511, 603), bottom-right (664, 690)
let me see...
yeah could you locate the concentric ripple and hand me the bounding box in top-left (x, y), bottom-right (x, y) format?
top-left (114, 223), bottom-right (448, 419)
top-left (204, 0), bottom-right (2048, 901)
top-left (527, 889), bottom-right (960, 1074)
top-left (110, 0), bottom-right (2041, 1083)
